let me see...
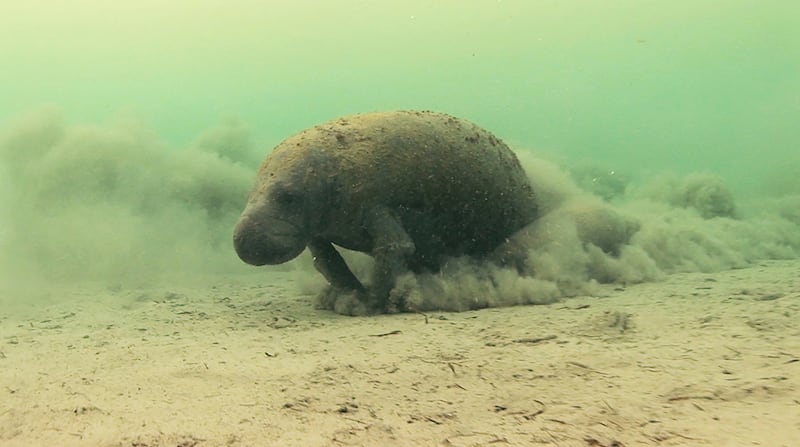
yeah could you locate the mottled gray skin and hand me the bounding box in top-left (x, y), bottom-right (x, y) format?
top-left (233, 110), bottom-right (538, 312)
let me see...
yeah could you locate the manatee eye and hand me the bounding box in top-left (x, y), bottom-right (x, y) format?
top-left (273, 188), bottom-right (301, 206)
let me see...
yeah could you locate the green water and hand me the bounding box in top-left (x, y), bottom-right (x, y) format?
top-left (1, 1), bottom-right (799, 288)
top-left (3, 1), bottom-right (798, 189)
top-left (2, 5), bottom-right (799, 444)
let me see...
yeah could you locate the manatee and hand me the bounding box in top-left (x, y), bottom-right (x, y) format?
top-left (233, 110), bottom-right (538, 313)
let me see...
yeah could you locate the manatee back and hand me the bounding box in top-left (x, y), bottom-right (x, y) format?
top-left (275, 110), bottom-right (538, 258)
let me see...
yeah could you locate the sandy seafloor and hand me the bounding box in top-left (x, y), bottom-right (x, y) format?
top-left (1, 260), bottom-right (797, 447)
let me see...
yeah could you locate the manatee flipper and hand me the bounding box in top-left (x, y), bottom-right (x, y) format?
top-left (365, 206), bottom-right (416, 309)
top-left (308, 238), bottom-right (365, 291)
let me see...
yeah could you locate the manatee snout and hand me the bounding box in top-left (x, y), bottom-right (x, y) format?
top-left (233, 211), bottom-right (307, 266)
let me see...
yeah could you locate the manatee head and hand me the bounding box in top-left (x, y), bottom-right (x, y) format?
top-left (233, 146), bottom-right (328, 266)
